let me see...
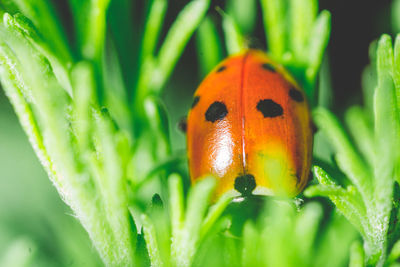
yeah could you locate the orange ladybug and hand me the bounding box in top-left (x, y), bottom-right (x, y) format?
top-left (186, 50), bottom-right (313, 197)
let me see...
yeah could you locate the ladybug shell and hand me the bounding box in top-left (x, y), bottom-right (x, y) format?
top-left (187, 50), bottom-right (312, 197)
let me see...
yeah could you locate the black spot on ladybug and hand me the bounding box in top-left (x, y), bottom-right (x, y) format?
top-left (257, 99), bottom-right (283, 118)
top-left (216, 65), bottom-right (226, 72)
top-left (191, 96), bottom-right (200, 108)
top-left (205, 101), bottom-right (228, 122)
top-left (289, 88), bottom-right (304, 102)
top-left (262, 63), bottom-right (276, 72)
top-left (234, 174), bottom-right (256, 196)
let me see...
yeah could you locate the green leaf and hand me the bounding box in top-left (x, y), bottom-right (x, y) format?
top-left (132, 56), bottom-right (156, 114)
top-left (260, 0), bottom-right (330, 102)
top-left (4, 13), bottom-right (72, 95)
top-left (388, 239), bottom-right (400, 264)
top-left (200, 192), bottom-right (234, 239)
top-left (394, 35), bottom-right (400, 183)
top-left (82, 0), bottom-right (111, 61)
top-left (102, 38), bottom-right (132, 131)
top-left (367, 38), bottom-right (398, 263)
top-left (0, 237), bottom-right (36, 267)
top-left (71, 61), bottom-right (95, 152)
top-left (242, 222), bottom-right (261, 266)
top-left (91, 109), bottom-right (136, 265)
top-left (169, 174), bottom-right (185, 242)
top-left (313, 107), bottom-right (373, 202)
top-left (392, 0), bottom-right (400, 33)
top-left (221, 10), bottom-right (245, 55)
top-left (0, 18), bottom-right (120, 266)
top-left (196, 17), bottom-right (223, 77)
top-left (226, 0), bottom-right (257, 34)
top-left (349, 241), bottom-right (365, 267)
top-left (143, 96), bottom-right (171, 158)
top-left (144, 97), bottom-right (170, 142)
top-left (68, 0), bottom-right (90, 52)
top-left (164, 176), bottom-right (219, 267)
top-left (0, 41), bottom-right (56, 186)
top-left (305, 166), bottom-right (368, 238)
top-left (344, 106), bottom-right (375, 168)
top-left (387, 183), bottom-right (400, 250)
top-left (108, 0), bottom-right (138, 91)
top-left (179, 178), bottom-right (216, 264)
top-left (260, 0), bottom-right (287, 59)
top-left (289, 0), bottom-right (318, 60)
top-left (6, 0), bottom-right (72, 64)
top-left (317, 57), bottom-right (333, 108)
top-left (362, 41), bottom-right (378, 118)
top-left (140, 0), bottom-right (167, 64)
top-left (141, 213), bottom-right (164, 267)
top-left (374, 35), bottom-right (397, 211)
top-left (69, 0), bottom-right (111, 104)
top-left (153, 0), bottom-right (210, 92)
top-left (294, 202), bottom-right (323, 257)
top-left (305, 10), bottom-right (331, 90)
top-left (393, 35), bottom-right (400, 112)
top-left (393, 36), bottom-right (400, 184)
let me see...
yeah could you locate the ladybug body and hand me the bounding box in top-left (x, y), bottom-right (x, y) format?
top-left (187, 50), bottom-right (312, 197)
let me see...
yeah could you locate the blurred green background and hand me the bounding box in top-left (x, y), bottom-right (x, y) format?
top-left (0, 0), bottom-right (396, 265)
top-left (0, 90), bottom-right (102, 265)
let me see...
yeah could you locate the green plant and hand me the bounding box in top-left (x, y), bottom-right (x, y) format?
top-left (195, 0), bottom-right (331, 104)
top-left (133, 174), bottom-right (357, 267)
top-left (2, 0), bottom-right (400, 266)
top-left (305, 35), bottom-right (400, 266)
top-left (0, 0), bottom-right (209, 265)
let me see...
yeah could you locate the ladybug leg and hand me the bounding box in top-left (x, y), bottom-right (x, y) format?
top-left (178, 116), bottom-right (187, 133)
top-left (308, 171), bottom-right (314, 181)
top-left (311, 120), bottom-right (318, 135)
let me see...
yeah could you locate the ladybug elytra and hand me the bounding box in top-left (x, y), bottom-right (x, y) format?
top-left (187, 50), bottom-right (313, 198)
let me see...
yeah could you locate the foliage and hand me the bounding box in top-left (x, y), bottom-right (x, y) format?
top-left (260, 0), bottom-right (330, 104)
top-left (0, 0), bottom-right (210, 265)
top-left (196, 0), bottom-right (331, 105)
top-left (0, 0), bottom-right (399, 266)
top-left (305, 35), bottom-right (400, 266)
top-left (135, 177), bottom-right (357, 267)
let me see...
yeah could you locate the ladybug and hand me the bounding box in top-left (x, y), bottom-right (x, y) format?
top-left (186, 50), bottom-right (313, 198)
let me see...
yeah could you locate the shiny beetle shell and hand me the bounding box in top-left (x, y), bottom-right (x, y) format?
top-left (187, 50), bottom-right (313, 197)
